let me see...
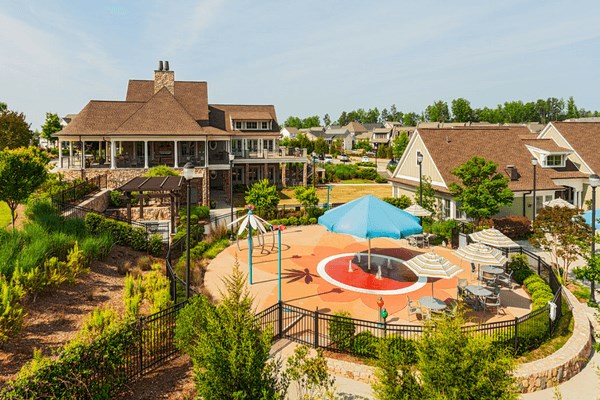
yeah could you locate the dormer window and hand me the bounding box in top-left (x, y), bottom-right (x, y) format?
top-left (545, 154), bottom-right (563, 167)
top-left (233, 120), bottom-right (271, 130)
top-left (261, 121), bottom-right (269, 129)
top-left (235, 121), bottom-right (242, 129)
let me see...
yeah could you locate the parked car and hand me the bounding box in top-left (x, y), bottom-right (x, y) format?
top-left (324, 155), bottom-right (334, 164)
top-left (339, 154), bottom-right (349, 162)
top-left (318, 153), bottom-right (325, 161)
top-left (361, 156), bottom-right (369, 163)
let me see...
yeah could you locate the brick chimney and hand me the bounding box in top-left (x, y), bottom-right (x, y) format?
top-left (154, 60), bottom-right (174, 94)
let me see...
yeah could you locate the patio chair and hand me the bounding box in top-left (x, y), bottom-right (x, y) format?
top-left (445, 300), bottom-right (458, 318)
top-left (406, 296), bottom-right (423, 321)
top-left (482, 272), bottom-right (497, 287)
top-left (497, 270), bottom-right (514, 289)
top-left (407, 235), bottom-right (418, 247)
top-left (483, 295), bottom-right (502, 315)
top-left (422, 234), bottom-right (430, 248)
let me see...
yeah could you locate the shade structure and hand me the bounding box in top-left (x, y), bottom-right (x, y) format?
top-left (468, 228), bottom-right (519, 248)
top-left (543, 198), bottom-right (575, 209)
top-left (318, 195), bottom-right (422, 269)
top-left (403, 204), bottom-right (433, 217)
top-left (404, 251), bottom-right (463, 295)
top-left (453, 242), bottom-right (507, 266)
top-left (582, 209), bottom-right (600, 227)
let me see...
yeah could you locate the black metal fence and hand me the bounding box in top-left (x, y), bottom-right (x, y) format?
top-left (51, 174), bottom-right (107, 205)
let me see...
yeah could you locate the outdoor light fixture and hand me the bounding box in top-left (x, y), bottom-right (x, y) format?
top-left (532, 158), bottom-right (538, 222)
top-left (183, 162), bottom-right (195, 300)
top-left (229, 153), bottom-right (235, 241)
top-left (377, 297), bottom-right (385, 323)
top-left (589, 173), bottom-right (600, 304)
top-left (417, 151), bottom-right (424, 224)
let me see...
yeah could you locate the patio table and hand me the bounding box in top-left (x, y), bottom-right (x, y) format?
top-left (419, 296), bottom-right (447, 311)
top-left (480, 265), bottom-right (504, 275)
top-left (464, 285), bottom-right (492, 310)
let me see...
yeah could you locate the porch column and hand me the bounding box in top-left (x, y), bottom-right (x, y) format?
top-left (282, 163), bottom-right (287, 188)
top-left (174, 140), bottom-right (179, 168)
top-left (205, 138), bottom-right (208, 167)
top-left (144, 140), bottom-right (149, 169)
top-left (69, 141), bottom-right (73, 168)
top-left (110, 139), bottom-right (116, 169)
top-left (81, 140), bottom-right (86, 170)
top-left (105, 141), bottom-right (109, 164)
top-left (58, 139), bottom-right (62, 168)
top-left (302, 163), bottom-right (307, 186)
top-left (98, 140), bottom-right (102, 162)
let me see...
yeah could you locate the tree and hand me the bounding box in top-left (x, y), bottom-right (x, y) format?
top-left (40, 112), bottom-right (62, 147)
top-left (451, 98), bottom-right (473, 122)
top-left (0, 102), bottom-right (6, 112)
top-left (284, 345), bottom-right (336, 400)
top-left (336, 111), bottom-right (349, 127)
top-left (530, 207), bottom-right (590, 284)
top-left (573, 251), bottom-right (600, 303)
top-left (448, 156), bottom-right (513, 224)
top-left (354, 139), bottom-right (372, 152)
top-left (364, 107), bottom-right (380, 124)
top-left (245, 179), bottom-right (280, 214)
top-left (174, 263), bottom-right (287, 400)
top-left (402, 112), bottom-right (419, 127)
top-left (294, 186), bottom-right (319, 209)
top-left (391, 131), bottom-right (409, 160)
top-left (373, 312), bottom-right (518, 400)
top-left (313, 137), bottom-right (329, 155)
top-left (0, 147), bottom-right (49, 228)
top-left (322, 113), bottom-right (331, 128)
top-left (302, 115), bottom-right (321, 128)
top-left (0, 107), bottom-right (32, 149)
top-left (425, 100), bottom-right (449, 123)
top-left (380, 108), bottom-right (389, 123)
top-left (284, 116), bottom-right (303, 129)
top-left (565, 96), bottom-right (580, 119)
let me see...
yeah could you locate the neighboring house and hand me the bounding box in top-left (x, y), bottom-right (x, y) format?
top-left (389, 125), bottom-right (592, 221)
top-left (345, 121), bottom-right (370, 144)
top-left (371, 127), bottom-right (393, 147)
top-left (55, 61), bottom-right (308, 206)
top-left (281, 126), bottom-right (299, 139)
top-left (323, 127), bottom-right (353, 151)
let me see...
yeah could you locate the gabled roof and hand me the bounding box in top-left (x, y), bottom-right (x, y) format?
top-left (60, 101), bottom-right (144, 134)
top-left (209, 104), bottom-right (278, 131)
top-left (364, 123), bottom-right (383, 131)
top-left (550, 122), bottom-right (600, 175)
top-left (126, 80), bottom-right (209, 121)
top-left (115, 87), bottom-right (204, 134)
top-left (415, 127), bottom-right (569, 191)
top-left (344, 121), bottom-right (368, 133)
top-left (282, 127), bottom-right (299, 134)
top-left (521, 138), bottom-right (571, 153)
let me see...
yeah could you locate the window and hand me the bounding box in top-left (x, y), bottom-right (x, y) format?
top-left (246, 121), bottom-right (258, 130)
top-left (263, 139), bottom-right (273, 151)
top-left (261, 121), bottom-right (269, 130)
top-left (248, 139), bottom-right (258, 152)
top-left (443, 199), bottom-right (451, 219)
top-left (235, 121), bottom-right (242, 130)
top-left (545, 154), bottom-right (563, 167)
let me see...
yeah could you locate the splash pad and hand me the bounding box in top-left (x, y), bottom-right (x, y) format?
top-left (317, 252), bottom-right (427, 295)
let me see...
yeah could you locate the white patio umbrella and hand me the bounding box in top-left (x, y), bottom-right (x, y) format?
top-left (543, 198), bottom-right (575, 209)
top-left (453, 242), bottom-right (507, 266)
top-left (403, 204), bottom-right (433, 217)
top-left (469, 228), bottom-right (519, 248)
top-left (404, 251), bottom-right (463, 295)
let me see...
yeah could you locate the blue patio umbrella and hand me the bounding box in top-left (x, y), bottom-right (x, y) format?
top-left (582, 209), bottom-right (600, 226)
top-left (318, 195), bottom-right (422, 270)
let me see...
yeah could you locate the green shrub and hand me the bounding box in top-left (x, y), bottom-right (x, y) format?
top-left (0, 277), bottom-right (25, 344)
top-left (532, 290), bottom-right (553, 303)
top-left (356, 162), bottom-right (376, 168)
top-left (203, 238), bottom-right (230, 259)
top-left (357, 167), bottom-right (378, 180)
top-left (526, 281), bottom-right (551, 295)
top-left (351, 330), bottom-right (380, 357)
top-left (109, 190), bottom-right (123, 207)
top-left (383, 196), bottom-right (412, 209)
top-left (508, 254), bottom-right (533, 284)
top-left (328, 311), bottom-right (355, 351)
top-left (375, 175), bottom-right (388, 183)
top-left (80, 233), bottom-right (114, 261)
top-left (387, 335), bottom-right (418, 365)
top-left (144, 165), bottom-right (179, 177)
top-left (309, 217), bottom-right (317, 224)
top-left (288, 216), bottom-right (299, 226)
top-left (299, 216), bottom-right (309, 225)
top-left (85, 213), bottom-right (150, 252)
top-left (280, 218), bottom-right (289, 226)
top-left (148, 234), bottom-right (164, 257)
top-left (523, 274), bottom-right (545, 287)
top-left (190, 241), bottom-right (210, 260)
top-left (307, 207), bottom-right (325, 219)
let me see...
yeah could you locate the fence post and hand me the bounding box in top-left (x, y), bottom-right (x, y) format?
top-left (513, 316), bottom-right (519, 352)
top-left (278, 301), bottom-right (283, 339)
top-left (384, 320), bottom-right (387, 338)
top-left (138, 317), bottom-right (144, 376)
top-left (314, 307), bottom-right (319, 348)
top-left (537, 256), bottom-right (541, 275)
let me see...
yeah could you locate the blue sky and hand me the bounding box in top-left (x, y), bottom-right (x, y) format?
top-left (2, 0), bottom-right (600, 130)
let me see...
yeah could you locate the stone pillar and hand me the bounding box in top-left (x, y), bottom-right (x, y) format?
top-left (174, 140), bottom-right (179, 168)
top-left (144, 140), bottom-right (149, 169)
top-left (105, 141), bottom-right (109, 164)
top-left (201, 168), bottom-right (210, 207)
top-left (263, 163), bottom-right (268, 183)
top-left (110, 139), bottom-right (116, 169)
top-left (282, 163), bottom-right (287, 188)
top-left (303, 163), bottom-right (308, 186)
top-left (58, 139), bottom-right (62, 168)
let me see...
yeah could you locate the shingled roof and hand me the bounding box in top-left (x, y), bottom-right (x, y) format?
top-left (416, 127), bottom-right (573, 192)
top-left (550, 122), bottom-right (600, 175)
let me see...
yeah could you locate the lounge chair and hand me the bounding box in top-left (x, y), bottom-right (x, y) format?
top-left (497, 270), bottom-right (514, 289)
top-left (406, 296), bottom-right (423, 321)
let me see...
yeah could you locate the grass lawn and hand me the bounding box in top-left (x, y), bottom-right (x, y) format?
top-left (279, 183), bottom-right (392, 205)
top-left (340, 179), bottom-right (374, 184)
top-left (516, 307), bottom-right (573, 364)
top-left (0, 201), bottom-right (11, 228)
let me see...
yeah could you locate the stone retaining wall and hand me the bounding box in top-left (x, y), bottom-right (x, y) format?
top-left (324, 287), bottom-right (593, 393)
top-left (79, 189), bottom-right (110, 213)
top-left (514, 287), bottom-right (593, 393)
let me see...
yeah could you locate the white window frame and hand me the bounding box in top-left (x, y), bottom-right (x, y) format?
top-left (246, 121), bottom-right (258, 130)
top-left (443, 199), bottom-right (451, 220)
top-left (235, 121), bottom-right (242, 130)
top-left (261, 121), bottom-right (269, 130)
top-left (544, 154), bottom-right (564, 167)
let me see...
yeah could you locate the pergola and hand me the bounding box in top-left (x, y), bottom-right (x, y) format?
top-left (117, 176), bottom-right (188, 234)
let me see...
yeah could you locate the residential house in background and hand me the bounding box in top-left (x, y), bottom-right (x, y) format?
top-left (280, 126), bottom-right (299, 139)
top-left (55, 61), bottom-right (308, 206)
top-left (389, 124), bottom-right (594, 221)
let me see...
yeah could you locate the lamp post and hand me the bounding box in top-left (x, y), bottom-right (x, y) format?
top-left (532, 158), bottom-right (538, 222)
top-left (273, 224), bottom-right (286, 303)
top-left (326, 184), bottom-right (333, 210)
top-left (377, 297), bottom-right (384, 322)
top-left (312, 156), bottom-right (316, 189)
top-left (589, 173), bottom-right (600, 304)
top-left (183, 162), bottom-right (195, 300)
top-left (229, 153), bottom-right (235, 240)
